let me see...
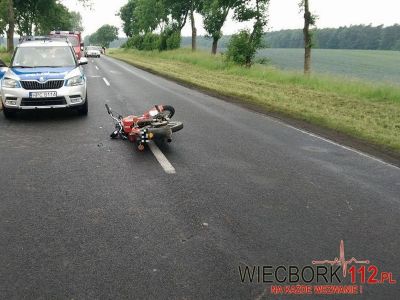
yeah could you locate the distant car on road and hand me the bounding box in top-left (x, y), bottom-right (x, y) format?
top-left (85, 46), bottom-right (101, 58)
top-left (1, 38), bottom-right (89, 118)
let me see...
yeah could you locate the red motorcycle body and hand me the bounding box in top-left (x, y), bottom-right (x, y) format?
top-left (106, 104), bottom-right (182, 151)
top-left (122, 105), bottom-right (170, 143)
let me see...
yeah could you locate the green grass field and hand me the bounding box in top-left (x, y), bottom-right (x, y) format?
top-left (257, 48), bottom-right (400, 85)
top-left (109, 48), bottom-right (400, 154)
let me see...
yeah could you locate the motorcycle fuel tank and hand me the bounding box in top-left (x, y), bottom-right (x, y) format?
top-left (122, 115), bottom-right (137, 133)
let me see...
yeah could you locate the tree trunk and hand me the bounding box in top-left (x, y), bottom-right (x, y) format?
top-left (211, 37), bottom-right (218, 55)
top-left (7, 0), bottom-right (15, 52)
top-left (190, 7), bottom-right (197, 51)
top-left (304, 43), bottom-right (311, 75)
top-left (303, 0), bottom-right (312, 75)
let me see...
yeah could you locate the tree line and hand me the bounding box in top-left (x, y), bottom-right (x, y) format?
top-left (119, 0), bottom-right (316, 72)
top-left (266, 24), bottom-right (400, 51)
top-left (0, 0), bottom-right (87, 51)
top-left (119, 0), bottom-right (270, 63)
top-left (180, 23), bottom-right (400, 51)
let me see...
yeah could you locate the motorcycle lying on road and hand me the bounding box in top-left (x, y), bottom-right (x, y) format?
top-left (105, 104), bottom-right (183, 151)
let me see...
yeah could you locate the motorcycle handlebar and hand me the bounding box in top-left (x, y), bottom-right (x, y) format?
top-left (105, 104), bottom-right (111, 115)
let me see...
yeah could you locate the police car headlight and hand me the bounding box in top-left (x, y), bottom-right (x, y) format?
top-left (2, 78), bottom-right (21, 88)
top-left (66, 75), bottom-right (84, 86)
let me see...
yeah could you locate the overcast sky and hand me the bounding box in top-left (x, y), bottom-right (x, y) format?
top-left (63, 0), bottom-right (400, 37)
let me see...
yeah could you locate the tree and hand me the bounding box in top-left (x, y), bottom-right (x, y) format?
top-left (164, 0), bottom-right (189, 30)
top-left (90, 24), bottom-right (118, 47)
top-left (134, 0), bottom-right (166, 34)
top-left (31, 1), bottom-right (74, 35)
top-left (13, 0), bottom-right (34, 36)
top-left (118, 0), bottom-right (203, 51)
top-left (2, 0), bottom-right (90, 52)
top-left (0, 0), bottom-right (7, 36)
top-left (6, 0), bottom-right (15, 52)
top-left (190, 1), bottom-right (197, 51)
top-left (163, 0), bottom-right (204, 51)
top-left (70, 11), bottom-right (84, 31)
top-left (201, 0), bottom-right (240, 54)
top-left (189, 0), bottom-right (204, 51)
top-left (300, 0), bottom-right (316, 75)
top-left (228, 0), bottom-right (269, 66)
top-left (118, 0), bottom-right (137, 37)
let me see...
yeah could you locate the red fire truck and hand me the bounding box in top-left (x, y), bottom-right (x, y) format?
top-left (49, 31), bottom-right (84, 59)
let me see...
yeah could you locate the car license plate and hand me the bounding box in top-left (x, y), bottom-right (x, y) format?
top-left (29, 91), bottom-right (57, 98)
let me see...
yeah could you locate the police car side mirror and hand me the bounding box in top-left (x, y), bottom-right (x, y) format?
top-left (78, 57), bottom-right (88, 65)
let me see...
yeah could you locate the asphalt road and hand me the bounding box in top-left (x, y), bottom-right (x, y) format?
top-left (1, 56), bottom-right (399, 299)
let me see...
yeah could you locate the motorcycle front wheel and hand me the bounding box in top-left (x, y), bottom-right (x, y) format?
top-left (161, 105), bottom-right (175, 119)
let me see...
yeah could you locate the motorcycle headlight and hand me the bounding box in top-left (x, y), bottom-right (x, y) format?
top-left (66, 75), bottom-right (84, 86)
top-left (2, 78), bottom-right (21, 88)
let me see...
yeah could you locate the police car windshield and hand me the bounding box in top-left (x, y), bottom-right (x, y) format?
top-left (12, 46), bottom-right (76, 68)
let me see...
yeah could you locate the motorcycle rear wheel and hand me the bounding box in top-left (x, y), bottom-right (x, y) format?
top-left (168, 121), bottom-right (183, 132)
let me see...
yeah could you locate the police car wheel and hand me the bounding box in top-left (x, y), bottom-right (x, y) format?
top-left (77, 96), bottom-right (88, 116)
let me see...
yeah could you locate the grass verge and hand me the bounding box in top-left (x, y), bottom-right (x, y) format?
top-left (0, 52), bottom-right (12, 64)
top-left (110, 49), bottom-right (400, 154)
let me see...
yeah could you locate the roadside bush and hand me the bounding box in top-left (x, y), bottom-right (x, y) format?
top-left (125, 35), bottom-right (144, 50)
top-left (160, 27), bottom-right (181, 51)
top-left (142, 33), bottom-right (160, 51)
top-left (123, 29), bottom-right (180, 52)
top-left (226, 30), bottom-right (257, 67)
top-left (166, 31), bottom-right (181, 50)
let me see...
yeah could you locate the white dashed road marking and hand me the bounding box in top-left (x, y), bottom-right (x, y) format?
top-left (148, 142), bottom-right (176, 174)
top-left (95, 65), bottom-right (99, 70)
top-left (103, 77), bottom-right (110, 86)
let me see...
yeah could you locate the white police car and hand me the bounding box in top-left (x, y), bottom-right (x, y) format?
top-left (1, 39), bottom-right (88, 118)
